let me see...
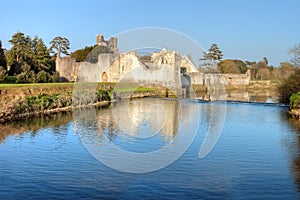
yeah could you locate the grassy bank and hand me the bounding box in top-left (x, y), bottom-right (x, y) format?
top-left (0, 82), bottom-right (165, 122)
top-left (1, 88), bottom-right (111, 122)
top-left (0, 80), bottom-right (281, 122)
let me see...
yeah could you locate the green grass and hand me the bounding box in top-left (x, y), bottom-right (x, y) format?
top-left (0, 81), bottom-right (156, 93)
top-left (113, 87), bottom-right (155, 92)
top-left (0, 82), bottom-right (74, 88)
top-left (6, 76), bottom-right (16, 83)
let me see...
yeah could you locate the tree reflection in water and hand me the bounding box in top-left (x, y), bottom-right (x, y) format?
top-left (288, 118), bottom-right (300, 191)
top-left (0, 112), bottom-right (73, 143)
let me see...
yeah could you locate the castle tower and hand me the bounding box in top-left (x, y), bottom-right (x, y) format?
top-left (108, 37), bottom-right (118, 54)
top-left (96, 34), bottom-right (104, 45)
top-left (96, 34), bottom-right (118, 54)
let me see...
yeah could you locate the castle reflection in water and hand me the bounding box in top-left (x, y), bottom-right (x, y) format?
top-left (74, 98), bottom-right (201, 144)
top-left (74, 90), bottom-right (279, 146)
top-left (96, 98), bottom-right (182, 142)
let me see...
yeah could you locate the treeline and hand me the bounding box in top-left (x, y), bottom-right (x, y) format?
top-left (216, 58), bottom-right (300, 105)
top-left (199, 43), bottom-right (298, 81)
top-left (199, 43), bottom-right (300, 105)
top-left (216, 59), bottom-right (295, 80)
top-left (216, 56), bottom-right (300, 104)
top-left (0, 32), bottom-right (70, 83)
top-left (0, 32), bottom-right (116, 83)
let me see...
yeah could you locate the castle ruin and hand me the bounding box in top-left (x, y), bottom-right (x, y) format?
top-left (96, 34), bottom-right (118, 54)
top-left (56, 35), bottom-right (250, 88)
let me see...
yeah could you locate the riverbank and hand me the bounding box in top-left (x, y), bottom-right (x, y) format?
top-left (0, 81), bottom-right (281, 123)
top-left (0, 83), bottom-right (168, 123)
top-left (289, 109), bottom-right (300, 119)
top-left (289, 92), bottom-right (300, 120)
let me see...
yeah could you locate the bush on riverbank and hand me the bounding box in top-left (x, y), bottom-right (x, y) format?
top-left (278, 68), bottom-right (300, 103)
top-left (13, 90), bottom-right (111, 116)
top-left (14, 94), bottom-right (72, 114)
top-left (290, 92), bottom-right (300, 109)
top-left (72, 89), bottom-right (111, 106)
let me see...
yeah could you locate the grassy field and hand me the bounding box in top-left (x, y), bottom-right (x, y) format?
top-left (0, 81), bottom-right (164, 97)
top-left (0, 82), bottom-right (74, 88)
top-left (0, 82), bottom-right (158, 94)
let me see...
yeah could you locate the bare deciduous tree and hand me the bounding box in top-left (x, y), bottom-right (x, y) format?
top-left (289, 44), bottom-right (300, 67)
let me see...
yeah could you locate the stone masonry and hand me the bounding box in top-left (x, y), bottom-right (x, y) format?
top-left (56, 35), bottom-right (251, 86)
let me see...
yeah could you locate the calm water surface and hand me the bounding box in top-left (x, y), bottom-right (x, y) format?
top-left (0, 98), bottom-right (300, 199)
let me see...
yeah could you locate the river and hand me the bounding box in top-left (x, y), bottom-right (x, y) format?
top-left (0, 96), bottom-right (300, 199)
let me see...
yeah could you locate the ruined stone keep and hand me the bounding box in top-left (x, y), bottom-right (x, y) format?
top-left (56, 35), bottom-right (250, 87)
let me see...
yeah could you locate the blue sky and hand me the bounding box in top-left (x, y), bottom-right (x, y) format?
top-left (1, 0), bottom-right (299, 66)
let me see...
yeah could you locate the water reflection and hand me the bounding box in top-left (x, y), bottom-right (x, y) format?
top-left (286, 118), bottom-right (300, 191)
top-left (111, 99), bottom-right (180, 140)
top-left (0, 90), bottom-right (279, 144)
top-left (0, 112), bottom-right (73, 143)
top-left (75, 98), bottom-right (185, 143)
top-left (195, 90), bottom-right (279, 103)
top-left (2, 97), bottom-right (300, 198)
top-left (74, 98), bottom-right (202, 173)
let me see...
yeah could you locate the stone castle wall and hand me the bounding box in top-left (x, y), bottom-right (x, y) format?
top-left (56, 48), bottom-right (251, 87)
top-left (56, 35), bottom-right (250, 87)
top-left (190, 70), bottom-right (251, 86)
top-left (56, 57), bottom-right (80, 82)
top-left (78, 54), bottom-right (114, 82)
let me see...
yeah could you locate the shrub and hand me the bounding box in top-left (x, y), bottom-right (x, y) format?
top-left (15, 70), bottom-right (36, 83)
top-left (278, 68), bottom-right (300, 103)
top-left (0, 66), bottom-right (7, 83)
top-left (6, 76), bottom-right (16, 83)
top-left (15, 73), bottom-right (27, 83)
top-left (36, 71), bottom-right (49, 83)
top-left (50, 71), bottom-right (59, 82)
top-left (95, 90), bottom-right (111, 102)
top-left (290, 92), bottom-right (300, 109)
top-left (13, 89), bottom-right (110, 115)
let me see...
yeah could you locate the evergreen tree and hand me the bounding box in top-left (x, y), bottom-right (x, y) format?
top-left (7, 32), bottom-right (31, 75)
top-left (0, 66), bottom-right (6, 83)
top-left (0, 40), bottom-right (7, 82)
top-left (23, 41), bottom-right (34, 66)
top-left (7, 32), bottom-right (57, 83)
top-left (206, 44), bottom-right (223, 61)
top-left (8, 32), bottom-right (27, 62)
top-left (263, 57), bottom-right (268, 65)
top-left (34, 39), bottom-right (52, 72)
top-left (30, 36), bottom-right (39, 51)
top-left (0, 41), bottom-right (6, 69)
top-left (49, 36), bottom-right (70, 58)
top-left (200, 43), bottom-right (223, 70)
